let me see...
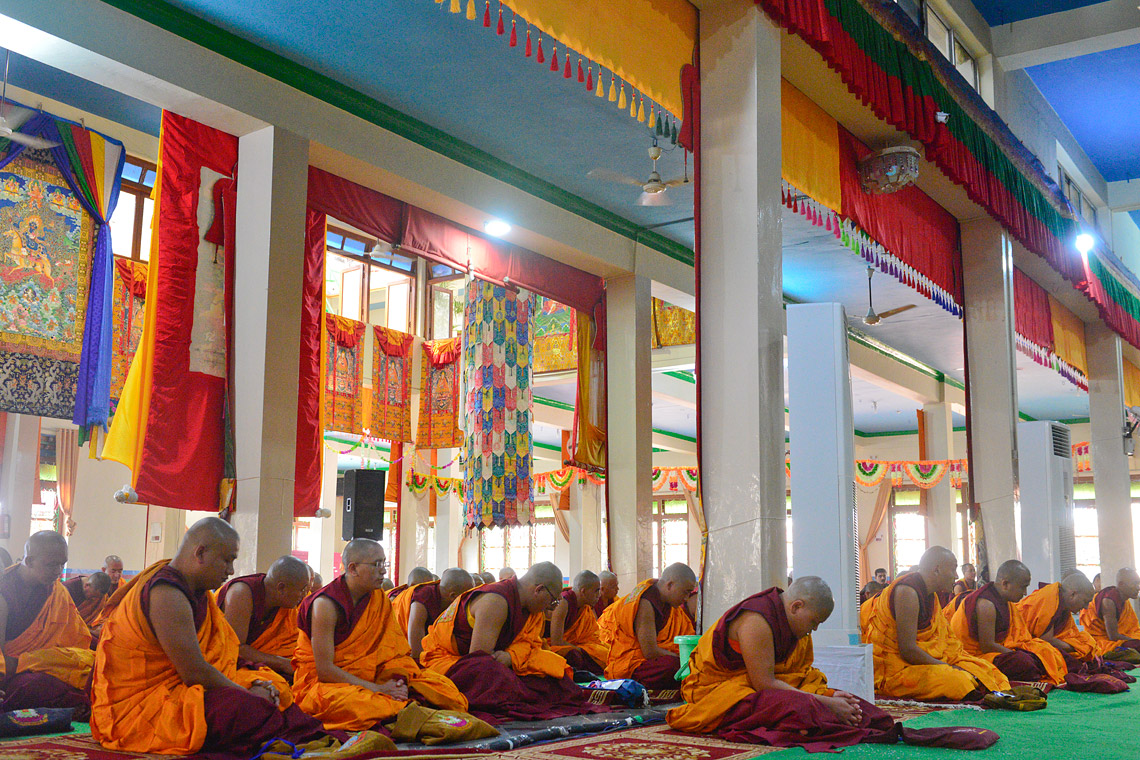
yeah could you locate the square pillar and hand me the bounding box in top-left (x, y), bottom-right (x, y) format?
top-left (699, 2), bottom-right (786, 623)
top-left (1087, 321), bottom-right (1134, 577)
top-left (961, 219), bottom-right (1019, 574)
top-left (606, 273), bottom-right (654, 590)
top-left (0, 414), bottom-right (40, 556)
top-left (923, 402), bottom-right (956, 550)
top-left (231, 125), bottom-right (309, 574)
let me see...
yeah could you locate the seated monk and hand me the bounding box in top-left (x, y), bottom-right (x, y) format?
top-left (953, 563), bottom-right (978, 596)
top-left (1079, 568), bottom-right (1140, 658)
top-left (91, 518), bottom-right (333, 756)
top-left (103, 555), bottom-right (125, 593)
top-left (549, 570), bottom-right (609, 674)
top-left (0, 531), bottom-right (94, 717)
top-left (479, 571), bottom-right (496, 586)
top-left (64, 571), bottom-right (113, 626)
top-left (470, 572), bottom-right (485, 587)
top-left (860, 546), bottom-right (1009, 700)
top-left (421, 561), bottom-right (602, 723)
top-left (605, 563), bottom-right (697, 690)
top-left (389, 566), bottom-right (433, 602)
top-left (218, 555), bottom-right (311, 679)
top-left (1018, 572), bottom-right (1099, 667)
top-left (948, 560), bottom-right (1067, 683)
top-left (392, 567), bottom-right (473, 661)
top-left (293, 539), bottom-right (468, 731)
top-left (595, 570), bottom-right (619, 617)
top-left (499, 567), bottom-right (516, 581)
top-left (309, 569), bottom-right (324, 595)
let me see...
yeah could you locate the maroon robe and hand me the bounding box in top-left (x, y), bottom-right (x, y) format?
top-left (1093, 587), bottom-right (1140, 650)
top-left (444, 578), bottom-right (604, 724)
top-left (296, 575), bottom-right (372, 645)
top-left (555, 589), bottom-right (605, 674)
top-left (628, 583), bottom-right (690, 690)
top-left (712, 589), bottom-right (999, 752)
top-left (218, 573), bottom-right (278, 645)
top-left (0, 569), bottom-right (90, 719)
top-left (62, 576), bottom-right (88, 608)
top-left (891, 573), bottom-right (936, 629)
top-left (593, 596), bottom-right (613, 618)
top-left (144, 566), bottom-right (335, 759)
top-left (961, 583), bottom-right (1047, 681)
top-left (410, 582), bottom-right (445, 627)
top-left (388, 583), bottom-right (408, 602)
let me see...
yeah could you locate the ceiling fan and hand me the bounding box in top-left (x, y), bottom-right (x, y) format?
top-left (861, 266), bottom-right (916, 325)
top-left (587, 139), bottom-right (690, 206)
top-left (0, 50), bottom-right (59, 150)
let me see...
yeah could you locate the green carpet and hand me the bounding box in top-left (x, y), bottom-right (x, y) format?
top-left (767, 689), bottom-right (1140, 758)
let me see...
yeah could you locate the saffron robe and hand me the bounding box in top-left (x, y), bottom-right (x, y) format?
top-left (1018, 582), bottom-right (1099, 660)
top-left (292, 575), bottom-right (467, 731)
top-left (1079, 586), bottom-right (1140, 655)
top-left (421, 577), bottom-right (598, 723)
top-left (91, 561), bottom-right (326, 756)
top-left (605, 579), bottom-right (695, 689)
top-left (217, 574), bottom-right (299, 659)
top-left (0, 566), bottom-right (94, 714)
top-left (549, 589), bottom-right (609, 673)
top-left (391, 580), bottom-right (444, 637)
top-left (949, 583), bottom-right (1067, 684)
top-left (861, 573), bottom-right (1009, 700)
top-left (63, 576), bottom-right (108, 626)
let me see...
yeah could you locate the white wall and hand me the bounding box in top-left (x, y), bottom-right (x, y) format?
top-left (69, 455), bottom-right (148, 574)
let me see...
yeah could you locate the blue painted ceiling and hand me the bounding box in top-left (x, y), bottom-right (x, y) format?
top-left (971, 0), bottom-right (1107, 26)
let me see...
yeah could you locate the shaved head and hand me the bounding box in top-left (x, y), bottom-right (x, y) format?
top-left (1061, 571), bottom-right (1094, 595)
top-left (21, 530), bottom-right (68, 587)
top-left (407, 566), bottom-right (433, 586)
top-left (660, 563), bottom-right (698, 607)
top-left (598, 570), bottom-right (618, 601)
top-left (919, 546), bottom-right (956, 573)
top-left (1060, 570), bottom-right (1095, 613)
top-left (25, 530), bottom-right (67, 559)
top-left (179, 517), bottom-right (239, 554)
top-left (173, 517), bottom-right (240, 592)
top-left (381, 578), bottom-right (395, 591)
top-left (1117, 567), bottom-right (1140, 598)
top-left (996, 560), bottom-right (1031, 585)
top-left (661, 563), bottom-right (698, 586)
top-left (786, 576), bottom-right (834, 617)
top-left (470, 572), bottom-right (484, 586)
top-left (574, 570), bottom-right (600, 591)
top-left (479, 571), bottom-right (496, 585)
top-left (499, 567), bottom-right (516, 580)
top-left (440, 567), bottom-right (475, 606)
top-left (918, 546), bottom-right (958, 595)
top-left (87, 571), bottom-right (113, 597)
top-left (342, 538), bottom-right (384, 567)
top-left (267, 555), bottom-right (311, 587)
top-left (522, 562), bottom-right (563, 589)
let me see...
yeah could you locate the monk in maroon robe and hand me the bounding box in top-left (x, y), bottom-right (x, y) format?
top-left (398, 567), bottom-right (472, 660)
top-left (218, 555), bottom-right (311, 678)
top-left (595, 570), bottom-right (619, 617)
top-left (63, 571), bottom-right (113, 624)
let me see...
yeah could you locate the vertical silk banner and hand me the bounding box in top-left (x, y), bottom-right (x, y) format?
top-left (572, 311), bottom-right (607, 469)
top-left (371, 325), bottom-right (414, 442)
top-left (324, 315), bottom-right (366, 436)
top-left (110, 259), bottom-right (147, 408)
top-left (293, 208), bottom-right (326, 517)
top-left (416, 337), bottom-right (464, 449)
top-left (462, 280), bottom-right (534, 529)
top-left (103, 112), bottom-right (237, 511)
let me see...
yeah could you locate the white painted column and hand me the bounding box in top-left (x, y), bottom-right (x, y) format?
top-left (699, 2), bottom-right (786, 624)
top-left (606, 273), bottom-right (654, 590)
top-left (961, 220), bottom-right (1019, 575)
top-left (398, 447), bottom-right (430, 578)
top-left (0, 414), bottom-right (40, 556)
top-left (924, 401), bottom-right (956, 550)
top-left (1087, 321), bottom-right (1135, 577)
top-left (317, 447), bottom-right (339, 581)
top-left (433, 451), bottom-right (463, 572)
top-left (231, 125), bottom-right (309, 575)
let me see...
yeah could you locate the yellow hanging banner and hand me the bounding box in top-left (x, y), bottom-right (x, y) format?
top-left (781, 79), bottom-right (842, 213)
top-left (1049, 294), bottom-right (1088, 377)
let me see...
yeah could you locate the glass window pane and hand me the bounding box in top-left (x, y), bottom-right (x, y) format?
top-left (893, 512), bottom-right (927, 572)
top-left (387, 281), bottom-right (411, 332)
top-left (508, 525), bottom-right (531, 574)
top-left (433, 289), bottom-right (452, 339)
top-left (122, 162), bottom-right (142, 184)
top-left (534, 504), bottom-right (554, 519)
top-left (138, 197), bottom-right (155, 261)
top-left (925, 8), bottom-right (951, 58)
top-left (109, 192), bottom-right (137, 258)
top-left (142, 169), bottom-right (157, 188)
top-left (663, 500), bottom-right (687, 515)
top-left (326, 232), bottom-right (344, 249)
top-left (955, 44), bottom-right (976, 89)
top-left (532, 523), bottom-right (556, 566)
top-left (343, 237), bottom-right (366, 254)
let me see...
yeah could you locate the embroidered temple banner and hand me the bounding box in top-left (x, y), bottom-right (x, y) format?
top-left (416, 336), bottom-right (463, 449)
top-left (650, 297), bottom-right (695, 348)
top-left (0, 150), bottom-right (94, 419)
top-left (532, 295), bottom-right (576, 373)
top-left (462, 280), bottom-right (534, 529)
top-left (324, 314), bottom-right (365, 436)
top-left (110, 258), bottom-right (146, 408)
top-left (371, 324), bottom-right (413, 443)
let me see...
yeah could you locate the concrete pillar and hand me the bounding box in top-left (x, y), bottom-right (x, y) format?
top-left (398, 446), bottom-right (430, 579)
top-left (231, 125), bottom-right (309, 575)
top-left (699, 2), bottom-right (786, 623)
top-left (961, 219), bottom-right (1019, 575)
top-left (606, 273), bottom-right (653, 591)
top-left (1087, 321), bottom-right (1135, 577)
top-left (924, 401), bottom-right (956, 550)
top-left (317, 445), bottom-right (339, 581)
top-left (432, 451), bottom-right (463, 572)
top-left (0, 414), bottom-right (40, 556)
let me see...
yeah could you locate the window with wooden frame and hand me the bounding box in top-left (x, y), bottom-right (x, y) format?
top-left (108, 156), bottom-right (157, 262)
top-left (651, 496), bottom-right (688, 577)
top-left (325, 225), bottom-right (416, 332)
top-left (478, 502), bottom-right (557, 575)
top-left (889, 491), bottom-right (927, 576)
top-left (427, 268), bottom-right (465, 340)
top-left (1058, 166), bottom-right (1098, 227)
top-left (923, 4), bottom-right (978, 91)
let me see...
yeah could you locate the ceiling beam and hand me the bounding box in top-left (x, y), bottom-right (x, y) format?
top-left (651, 372), bottom-right (696, 410)
top-left (991, 0), bottom-right (1140, 70)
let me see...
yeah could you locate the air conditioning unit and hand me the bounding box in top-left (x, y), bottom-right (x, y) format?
top-left (1017, 421), bottom-right (1076, 585)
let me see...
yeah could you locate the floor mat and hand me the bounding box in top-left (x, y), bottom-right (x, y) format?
top-left (0, 732), bottom-right (168, 758)
top-left (495, 723), bottom-right (782, 760)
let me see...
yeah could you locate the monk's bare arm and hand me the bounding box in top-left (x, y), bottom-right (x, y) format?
top-left (222, 583), bottom-right (293, 676)
top-left (549, 599), bottom-right (570, 646)
top-left (1102, 599), bottom-right (1123, 641)
top-left (311, 597), bottom-right (406, 697)
top-left (407, 601), bottom-right (429, 660)
top-left (893, 585), bottom-right (946, 666)
top-left (975, 599), bottom-right (1011, 654)
top-left (953, 581), bottom-right (966, 595)
top-left (635, 599), bottom-right (674, 659)
top-left (149, 585), bottom-right (242, 692)
top-left (0, 594), bottom-right (14, 675)
top-left (468, 594), bottom-right (512, 666)
top-left (1039, 625), bottom-right (1074, 653)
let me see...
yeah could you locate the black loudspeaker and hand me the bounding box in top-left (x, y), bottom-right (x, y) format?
top-left (342, 469), bottom-right (386, 541)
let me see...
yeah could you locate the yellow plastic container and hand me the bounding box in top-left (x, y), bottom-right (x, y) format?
top-left (673, 634), bottom-right (701, 681)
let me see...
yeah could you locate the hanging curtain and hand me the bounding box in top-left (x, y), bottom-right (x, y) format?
top-left (1012, 267), bottom-right (1054, 368)
top-left (859, 480), bottom-right (893, 583)
top-left (462, 280), bottom-right (534, 529)
top-left (294, 209), bottom-right (327, 517)
top-left (324, 315), bottom-right (366, 436)
top-left (532, 297), bottom-right (577, 374)
top-left (371, 325), bottom-right (414, 442)
top-left (417, 337), bottom-right (464, 449)
top-left (1049, 294), bottom-right (1089, 378)
top-left (1125, 360), bottom-right (1140, 410)
top-left (650, 298), bottom-right (696, 348)
top-left (781, 79), bottom-right (842, 212)
top-left (55, 429), bottom-right (78, 536)
top-left (572, 309), bottom-right (607, 469)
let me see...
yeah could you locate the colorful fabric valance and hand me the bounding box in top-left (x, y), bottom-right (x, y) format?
top-left (1126, 361), bottom-right (1140, 411)
top-left (1012, 268), bottom-right (1086, 390)
top-left (651, 298), bottom-right (696, 348)
top-left (371, 325), bottom-right (414, 443)
top-left (781, 79), bottom-right (842, 212)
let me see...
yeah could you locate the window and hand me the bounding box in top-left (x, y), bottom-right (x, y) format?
top-left (893, 0), bottom-right (923, 28)
top-left (924, 5), bottom-right (978, 90)
top-left (1059, 166), bottom-right (1097, 226)
top-left (1073, 505), bottom-right (1099, 581)
top-left (891, 499), bottom-right (927, 576)
top-left (325, 227), bottom-right (415, 332)
top-left (650, 497), bottom-right (688, 577)
top-left (109, 157), bottom-right (157, 261)
top-left (429, 274), bottom-right (465, 340)
top-left (479, 503), bottom-right (557, 574)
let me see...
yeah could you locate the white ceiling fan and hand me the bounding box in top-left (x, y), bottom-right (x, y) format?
top-left (587, 138), bottom-right (690, 206)
top-left (0, 50), bottom-right (59, 150)
top-left (860, 265), bottom-right (916, 326)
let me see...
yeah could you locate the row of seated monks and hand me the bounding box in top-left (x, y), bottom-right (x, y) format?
top-left (5, 523), bottom-right (1139, 756)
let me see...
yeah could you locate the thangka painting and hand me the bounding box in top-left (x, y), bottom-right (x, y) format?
top-left (110, 258), bottom-right (146, 409)
top-left (416, 336), bottom-right (463, 449)
top-left (462, 280), bottom-right (534, 529)
top-left (532, 295), bottom-right (577, 374)
top-left (0, 150), bottom-right (93, 419)
top-left (324, 314), bottom-right (365, 436)
top-left (651, 297), bottom-right (696, 348)
top-left (370, 324), bottom-right (413, 443)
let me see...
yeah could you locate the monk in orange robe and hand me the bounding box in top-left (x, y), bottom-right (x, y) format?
top-left (421, 561), bottom-right (602, 723)
top-left (861, 546), bottom-right (1008, 700)
top-left (1018, 572), bottom-right (1098, 663)
top-left (949, 560), bottom-right (1067, 683)
top-left (595, 570), bottom-right (619, 618)
top-left (0, 531), bottom-right (94, 717)
top-left (91, 517), bottom-right (334, 756)
top-left (292, 539), bottom-right (469, 732)
top-left (102, 555), bottom-right (125, 593)
top-left (63, 571), bottom-right (113, 626)
top-left (549, 570), bottom-right (609, 675)
top-left (605, 563), bottom-right (697, 690)
top-left (392, 567), bottom-right (472, 660)
top-left (1079, 568), bottom-right (1140, 659)
top-left (953, 563), bottom-right (978, 595)
top-left (219, 554), bottom-right (311, 679)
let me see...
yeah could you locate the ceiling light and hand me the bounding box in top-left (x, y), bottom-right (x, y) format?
top-left (1075, 232), bottom-right (1095, 255)
top-left (484, 219), bottom-right (512, 237)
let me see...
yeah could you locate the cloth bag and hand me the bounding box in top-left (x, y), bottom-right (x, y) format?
top-left (391, 704), bottom-right (498, 745)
